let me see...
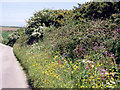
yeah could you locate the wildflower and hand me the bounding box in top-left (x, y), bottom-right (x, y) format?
top-left (72, 71), bottom-right (73, 74)
top-left (95, 42), bottom-right (97, 45)
top-left (101, 46), bottom-right (103, 48)
top-left (91, 65), bottom-right (94, 68)
top-left (94, 46), bottom-right (97, 52)
top-left (105, 51), bottom-right (107, 54)
top-left (95, 67), bottom-right (97, 70)
top-left (106, 82), bottom-right (110, 85)
top-left (82, 59), bottom-right (86, 63)
top-left (102, 69), bottom-right (106, 72)
top-left (81, 86), bottom-right (84, 88)
top-left (54, 55), bottom-right (58, 59)
top-left (88, 62), bottom-right (91, 67)
top-left (110, 80), bottom-right (116, 84)
top-left (62, 57), bottom-right (65, 60)
top-left (113, 31), bottom-right (116, 34)
top-left (116, 29), bottom-right (119, 31)
top-left (89, 73), bottom-right (91, 75)
top-left (85, 67), bottom-right (89, 69)
top-left (111, 54), bottom-right (114, 57)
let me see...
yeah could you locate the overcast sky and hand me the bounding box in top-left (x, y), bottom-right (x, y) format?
top-left (0, 0), bottom-right (92, 27)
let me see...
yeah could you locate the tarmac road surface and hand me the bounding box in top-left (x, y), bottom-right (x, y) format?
top-left (0, 43), bottom-right (29, 88)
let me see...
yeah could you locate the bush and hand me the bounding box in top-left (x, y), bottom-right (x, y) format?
top-left (110, 13), bottom-right (120, 23)
top-left (73, 2), bottom-right (120, 19)
top-left (27, 26), bottom-right (46, 44)
top-left (7, 32), bottom-right (20, 47)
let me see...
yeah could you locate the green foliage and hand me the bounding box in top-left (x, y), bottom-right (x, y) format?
top-left (110, 13), bottom-right (120, 23)
top-left (7, 32), bottom-right (20, 47)
top-left (13, 1), bottom-right (120, 88)
top-left (27, 26), bottom-right (46, 44)
top-left (2, 31), bottom-right (13, 45)
top-left (73, 2), bottom-right (120, 19)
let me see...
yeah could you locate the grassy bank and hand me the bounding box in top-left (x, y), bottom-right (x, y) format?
top-left (13, 20), bottom-right (120, 88)
top-left (12, 1), bottom-right (120, 88)
top-left (2, 30), bottom-right (14, 44)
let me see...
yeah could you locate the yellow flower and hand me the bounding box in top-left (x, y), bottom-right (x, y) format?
top-left (112, 86), bottom-right (114, 88)
top-left (97, 78), bottom-right (100, 80)
top-left (72, 71), bottom-right (73, 74)
top-left (70, 61), bottom-right (72, 64)
top-left (106, 85), bottom-right (109, 87)
top-left (68, 68), bottom-right (70, 70)
top-left (81, 86), bottom-right (84, 88)
top-left (115, 85), bottom-right (117, 87)
top-left (54, 55), bottom-right (58, 59)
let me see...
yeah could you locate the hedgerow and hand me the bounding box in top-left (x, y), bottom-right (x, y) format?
top-left (13, 1), bottom-right (120, 88)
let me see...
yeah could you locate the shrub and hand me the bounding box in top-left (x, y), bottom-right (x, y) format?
top-left (27, 26), bottom-right (46, 44)
top-left (110, 13), bottom-right (120, 23)
top-left (73, 2), bottom-right (120, 19)
top-left (7, 32), bottom-right (20, 47)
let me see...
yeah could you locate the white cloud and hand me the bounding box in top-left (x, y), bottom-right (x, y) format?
top-left (1, 0), bottom-right (93, 2)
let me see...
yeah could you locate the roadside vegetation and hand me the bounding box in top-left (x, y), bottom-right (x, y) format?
top-left (1, 27), bottom-right (24, 46)
top-left (3, 1), bottom-right (120, 88)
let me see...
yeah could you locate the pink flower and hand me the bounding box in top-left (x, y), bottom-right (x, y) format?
top-left (101, 46), bottom-right (103, 48)
top-left (94, 42), bottom-right (97, 45)
top-left (94, 46), bottom-right (97, 52)
top-left (85, 67), bottom-right (89, 69)
top-left (95, 67), bottom-right (97, 70)
top-left (102, 69), bottom-right (106, 72)
top-left (113, 31), bottom-right (116, 34)
top-left (105, 51), bottom-right (107, 54)
top-left (88, 62), bottom-right (91, 67)
top-left (111, 54), bottom-right (114, 57)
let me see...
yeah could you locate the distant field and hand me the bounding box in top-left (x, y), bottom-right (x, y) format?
top-left (0, 26), bottom-right (20, 31)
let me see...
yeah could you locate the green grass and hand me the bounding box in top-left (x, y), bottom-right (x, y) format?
top-left (2, 30), bottom-right (14, 44)
top-left (2, 31), bottom-right (12, 40)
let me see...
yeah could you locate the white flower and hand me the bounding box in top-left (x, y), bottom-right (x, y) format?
top-left (105, 72), bottom-right (108, 75)
top-left (106, 82), bottom-right (110, 85)
top-left (82, 59), bottom-right (86, 63)
top-left (110, 80), bottom-right (116, 84)
top-left (87, 60), bottom-right (93, 63)
top-left (91, 65), bottom-right (94, 68)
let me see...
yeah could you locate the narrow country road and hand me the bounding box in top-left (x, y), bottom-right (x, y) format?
top-left (0, 43), bottom-right (29, 88)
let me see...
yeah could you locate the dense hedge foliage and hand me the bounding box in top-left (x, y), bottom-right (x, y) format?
top-left (73, 2), bottom-right (120, 19)
top-left (13, 1), bottom-right (120, 88)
